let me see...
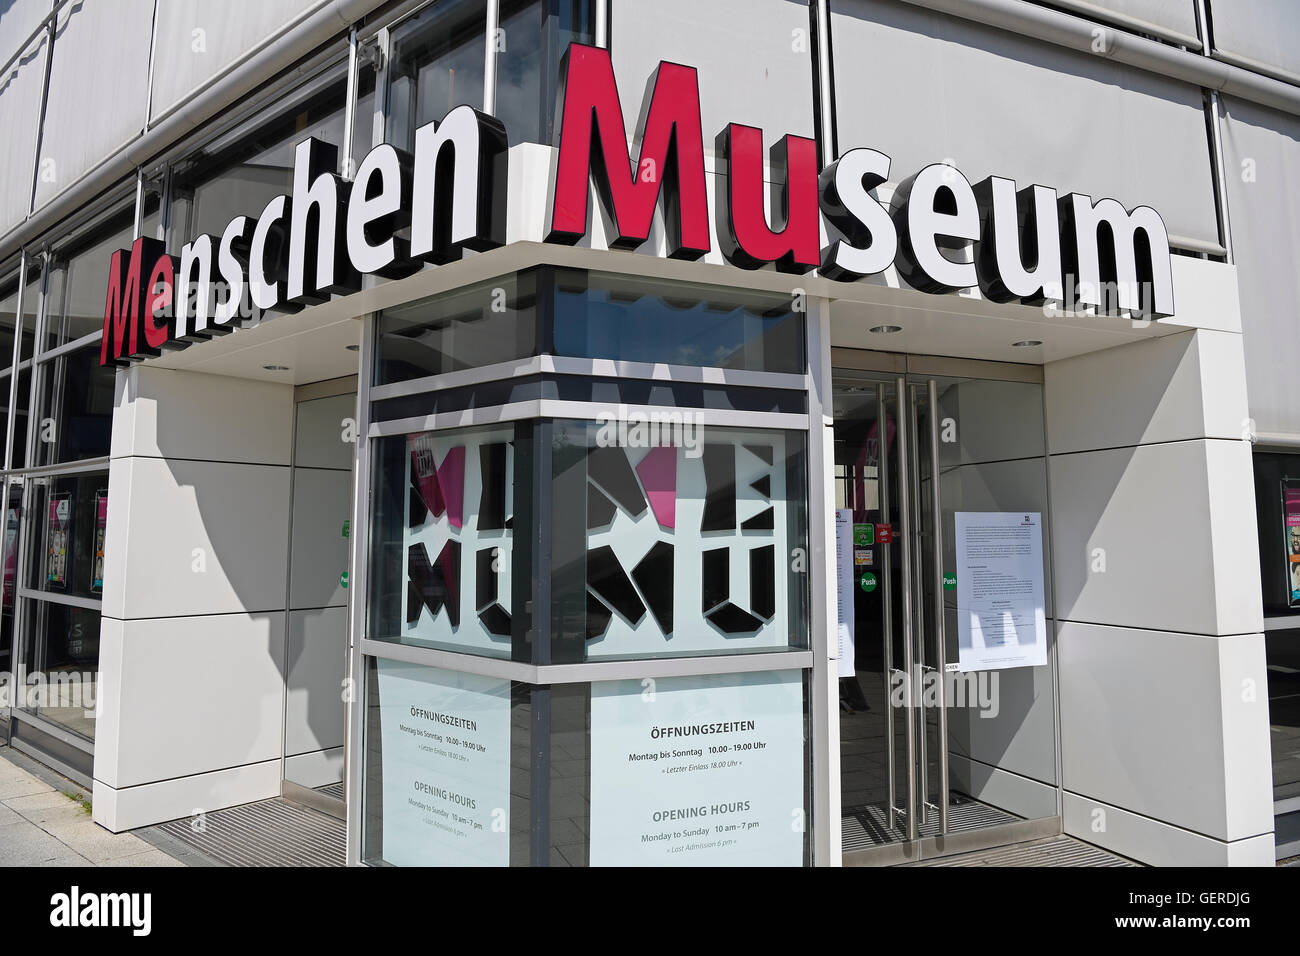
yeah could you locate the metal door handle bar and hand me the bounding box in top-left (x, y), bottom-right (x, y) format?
top-left (908, 383), bottom-right (928, 826)
top-left (928, 378), bottom-right (949, 835)
top-left (876, 384), bottom-right (897, 832)
top-left (894, 378), bottom-right (918, 842)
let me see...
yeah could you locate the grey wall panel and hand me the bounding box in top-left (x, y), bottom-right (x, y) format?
top-left (150, 0), bottom-right (327, 121)
top-left (293, 393), bottom-right (357, 470)
top-left (830, 0), bottom-right (1220, 245)
top-left (611, 0), bottom-right (815, 155)
top-left (0, 0), bottom-right (53, 66)
top-left (1052, 0), bottom-right (1200, 45)
top-left (285, 607), bottom-right (347, 755)
top-left (0, 33), bottom-right (45, 233)
top-left (289, 466), bottom-right (351, 610)
top-left (1219, 95), bottom-right (1300, 437)
top-left (33, 0), bottom-right (153, 212)
top-left (1210, 0), bottom-right (1300, 81)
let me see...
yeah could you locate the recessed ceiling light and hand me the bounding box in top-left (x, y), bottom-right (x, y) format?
top-left (869, 325), bottom-right (902, 334)
top-left (263, 364), bottom-right (291, 371)
top-left (345, 344), bottom-right (360, 351)
top-left (1012, 340), bottom-right (1042, 348)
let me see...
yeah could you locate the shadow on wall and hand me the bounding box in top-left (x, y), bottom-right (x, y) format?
top-left (106, 366), bottom-right (356, 795)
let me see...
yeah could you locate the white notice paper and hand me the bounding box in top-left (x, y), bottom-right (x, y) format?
top-left (954, 512), bottom-right (1047, 672)
top-left (835, 509), bottom-right (855, 678)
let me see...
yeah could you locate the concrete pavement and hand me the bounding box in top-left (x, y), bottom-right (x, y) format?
top-left (0, 746), bottom-right (183, 867)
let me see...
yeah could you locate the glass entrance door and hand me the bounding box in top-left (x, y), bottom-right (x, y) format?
top-left (834, 369), bottom-right (1060, 863)
top-left (0, 482), bottom-right (18, 743)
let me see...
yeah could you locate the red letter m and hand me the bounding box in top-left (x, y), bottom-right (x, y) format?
top-left (101, 237), bottom-right (170, 367)
top-left (547, 43), bottom-right (709, 259)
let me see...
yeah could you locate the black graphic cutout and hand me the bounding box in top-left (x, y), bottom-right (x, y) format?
top-left (702, 547), bottom-right (729, 613)
top-left (587, 591), bottom-right (613, 640)
top-left (587, 545), bottom-right (646, 624)
top-left (480, 603), bottom-right (511, 638)
top-left (701, 443), bottom-right (736, 532)
top-left (407, 540), bottom-right (460, 627)
top-left (476, 547), bottom-right (496, 609)
top-left (587, 446), bottom-right (647, 516)
top-left (478, 443), bottom-right (508, 530)
top-left (750, 544), bottom-right (775, 619)
top-left (632, 541), bottom-right (674, 633)
top-left (706, 602), bottom-right (763, 634)
top-left (587, 482), bottom-right (617, 529)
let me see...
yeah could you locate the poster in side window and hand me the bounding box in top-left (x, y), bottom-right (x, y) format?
top-left (1285, 483), bottom-right (1300, 605)
top-left (92, 490), bottom-right (108, 592)
top-left (46, 494), bottom-right (71, 588)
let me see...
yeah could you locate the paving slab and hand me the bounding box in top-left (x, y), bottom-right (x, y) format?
top-left (0, 748), bottom-right (184, 868)
top-left (0, 776), bottom-right (54, 801)
top-left (0, 826), bottom-right (88, 867)
top-left (112, 848), bottom-right (188, 868)
top-left (41, 820), bottom-right (151, 865)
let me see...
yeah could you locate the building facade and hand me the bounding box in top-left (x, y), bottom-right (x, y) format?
top-left (0, 0), bottom-right (1295, 866)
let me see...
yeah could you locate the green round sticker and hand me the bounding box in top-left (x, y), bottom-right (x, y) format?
top-left (340, 570), bottom-right (349, 589)
top-left (860, 571), bottom-right (877, 593)
top-left (942, 571), bottom-right (957, 590)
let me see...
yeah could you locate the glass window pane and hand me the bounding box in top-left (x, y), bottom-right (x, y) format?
top-left (24, 472), bottom-right (110, 603)
top-left (496, 0), bottom-right (594, 146)
top-left (172, 79), bottom-right (350, 250)
top-left (550, 420), bottom-right (809, 663)
top-left (372, 268), bottom-right (804, 386)
top-left (585, 668), bottom-right (808, 865)
top-left (374, 271), bottom-right (538, 385)
top-left (387, 0), bottom-right (487, 152)
top-left (352, 64), bottom-right (378, 169)
top-left (359, 661), bottom-right (809, 866)
top-left (12, 365), bottom-right (31, 469)
top-left (33, 343), bottom-right (116, 466)
top-left (44, 211), bottom-right (134, 352)
top-left (0, 276), bottom-right (19, 372)
top-left (553, 270), bottom-right (806, 373)
top-left (2, 266), bottom-right (42, 366)
top-left (18, 599), bottom-right (101, 741)
top-left (368, 422), bottom-right (532, 660)
top-left (361, 656), bottom-right (530, 865)
top-left (0, 484), bottom-right (19, 679)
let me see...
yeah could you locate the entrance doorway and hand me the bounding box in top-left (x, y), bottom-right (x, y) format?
top-left (280, 378), bottom-right (358, 820)
top-left (832, 358), bottom-right (1061, 864)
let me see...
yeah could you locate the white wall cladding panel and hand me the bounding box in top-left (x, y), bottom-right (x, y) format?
top-left (0, 0), bottom-right (53, 66)
top-left (1052, 0), bottom-right (1200, 44)
top-left (33, 0), bottom-right (153, 212)
top-left (830, 0), bottom-right (1220, 245)
top-left (611, 0), bottom-right (816, 156)
top-left (0, 32), bottom-right (44, 233)
top-left (1219, 95), bottom-right (1300, 437)
top-left (149, 0), bottom-right (328, 121)
top-left (1210, 0), bottom-right (1300, 81)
